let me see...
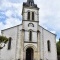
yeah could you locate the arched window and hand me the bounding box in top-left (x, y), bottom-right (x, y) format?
top-left (47, 40), bottom-right (51, 52)
top-left (29, 31), bottom-right (32, 42)
top-left (28, 23), bottom-right (34, 27)
top-left (27, 11), bottom-right (34, 21)
top-left (27, 12), bottom-right (30, 20)
top-left (32, 12), bottom-right (34, 20)
top-left (8, 37), bottom-right (12, 50)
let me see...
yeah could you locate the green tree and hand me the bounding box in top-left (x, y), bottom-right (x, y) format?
top-left (0, 36), bottom-right (8, 49)
top-left (56, 38), bottom-right (60, 55)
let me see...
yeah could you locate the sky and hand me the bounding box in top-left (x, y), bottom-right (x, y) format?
top-left (0, 0), bottom-right (60, 41)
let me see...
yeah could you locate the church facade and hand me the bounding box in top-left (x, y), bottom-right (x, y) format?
top-left (1, 0), bottom-right (57, 60)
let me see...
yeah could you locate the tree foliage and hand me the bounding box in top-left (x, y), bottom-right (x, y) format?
top-left (56, 39), bottom-right (60, 55)
top-left (0, 36), bottom-right (8, 49)
top-left (0, 36), bottom-right (8, 44)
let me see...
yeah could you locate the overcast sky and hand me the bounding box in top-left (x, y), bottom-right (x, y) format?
top-left (0, 0), bottom-right (60, 41)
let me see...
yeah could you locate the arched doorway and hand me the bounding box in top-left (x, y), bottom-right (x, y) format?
top-left (26, 47), bottom-right (34, 60)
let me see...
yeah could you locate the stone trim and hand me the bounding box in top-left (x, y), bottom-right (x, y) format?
top-left (28, 23), bottom-right (34, 27)
top-left (1, 24), bottom-right (22, 31)
top-left (23, 10), bottom-right (39, 15)
top-left (24, 44), bottom-right (37, 60)
top-left (24, 44), bottom-right (37, 52)
top-left (37, 30), bottom-right (40, 60)
top-left (39, 25), bottom-right (56, 36)
top-left (22, 20), bottom-right (39, 22)
top-left (23, 12), bottom-right (39, 15)
top-left (24, 41), bottom-right (37, 43)
top-left (23, 6), bottom-right (39, 10)
top-left (42, 28), bottom-right (44, 60)
top-left (20, 29), bottom-right (40, 32)
top-left (20, 29), bottom-right (25, 60)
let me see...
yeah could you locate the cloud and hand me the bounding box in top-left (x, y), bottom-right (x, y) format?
top-left (35, 0), bottom-right (60, 39)
top-left (5, 10), bottom-right (13, 17)
top-left (56, 38), bottom-right (59, 42)
top-left (36, 0), bottom-right (60, 31)
top-left (8, 0), bottom-right (22, 3)
top-left (5, 17), bottom-right (22, 28)
top-left (0, 0), bottom-right (23, 35)
top-left (8, 0), bottom-right (27, 3)
top-left (0, 17), bottom-right (22, 35)
top-left (0, 0), bottom-right (60, 40)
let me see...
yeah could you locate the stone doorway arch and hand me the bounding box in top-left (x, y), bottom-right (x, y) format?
top-left (24, 44), bottom-right (37, 60)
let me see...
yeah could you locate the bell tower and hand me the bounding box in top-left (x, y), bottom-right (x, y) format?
top-left (21, 1), bottom-right (40, 60)
top-left (22, 0), bottom-right (39, 22)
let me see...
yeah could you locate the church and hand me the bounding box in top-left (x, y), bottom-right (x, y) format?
top-left (0, 0), bottom-right (57, 60)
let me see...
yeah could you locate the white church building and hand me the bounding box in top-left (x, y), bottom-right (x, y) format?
top-left (0, 0), bottom-right (57, 60)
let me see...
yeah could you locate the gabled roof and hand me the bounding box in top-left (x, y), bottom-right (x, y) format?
top-left (1, 24), bottom-right (22, 31)
top-left (38, 25), bottom-right (56, 36)
top-left (1, 24), bottom-right (56, 36)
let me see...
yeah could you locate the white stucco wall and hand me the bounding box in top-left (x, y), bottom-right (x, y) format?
top-left (0, 24), bottom-right (57, 60)
top-left (43, 28), bottom-right (57, 60)
top-left (0, 25), bottom-right (22, 60)
top-left (39, 26), bottom-right (57, 60)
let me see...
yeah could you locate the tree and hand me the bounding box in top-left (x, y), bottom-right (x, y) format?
top-left (56, 38), bottom-right (60, 55)
top-left (0, 36), bottom-right (8, 49)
